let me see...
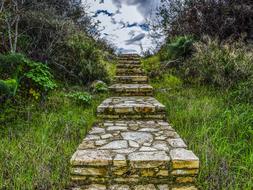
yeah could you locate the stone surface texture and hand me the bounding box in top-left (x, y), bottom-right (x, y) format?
top-left (109, 84), bottom-right (153, 96)
top-left (97, 97), bottom-right (166, 120)
top-left (70, 54), bottom-right (199, 189)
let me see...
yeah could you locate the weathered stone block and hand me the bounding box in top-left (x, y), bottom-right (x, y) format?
top-left (71, 167), bottom-right (108, 176)
top-left (115, 76), bottom-right (148, 84)
top-left (109, 84), bottom-right (153, 96)
top-left (128, 151), bottom-right (170, 168)
top-left (97, 97), bottom-right (166, 119)
top-left (171, 186), bottom-right (198, 190)
top-left (170, 149), bottom-right (199, 169)
top-left (70, 150), bottom-right (114, 166)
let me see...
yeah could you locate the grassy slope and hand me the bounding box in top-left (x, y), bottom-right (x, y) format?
top-left (152, 76), bottom-right (253, 190)
top-left (0, 90), bottom-right (108, 189)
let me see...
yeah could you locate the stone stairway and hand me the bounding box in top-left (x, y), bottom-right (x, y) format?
top-left (70, 54), bottom-right (199, 190)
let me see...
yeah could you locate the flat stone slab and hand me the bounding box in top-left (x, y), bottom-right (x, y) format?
top-left (97, 97), bottom-right (166, 119)
top-left (109, 84), bottom-right (153, 96)
top-left (115, 76), bottom-right (148, 84)
top-left (73, 184), bottom-right (198, 190)
top-left (116, 68), bottom-right (144, 75)
top-left (117, 64), bottom-right (141, 69)
top-left (118, 60), bottom-right (140, 64)
top-left (70, 120), bottom-right (199, 185)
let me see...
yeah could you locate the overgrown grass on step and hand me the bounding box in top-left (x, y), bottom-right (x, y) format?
top-left (0, 90), bottom-right (107, 189)
top-left (152, 76), bottom-right (253, 190)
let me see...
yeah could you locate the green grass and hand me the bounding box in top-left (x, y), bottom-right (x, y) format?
top-left (152, 76), bottom-right (253, 190)
top-left (0, 90), bottom-right (108, 189)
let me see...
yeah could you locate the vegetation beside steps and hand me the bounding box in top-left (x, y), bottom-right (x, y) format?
top-left (152, 77), bottom-right (253, 190)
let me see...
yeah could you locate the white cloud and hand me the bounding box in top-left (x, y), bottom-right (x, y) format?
top-left (83, 0), bottom-right (162, 54)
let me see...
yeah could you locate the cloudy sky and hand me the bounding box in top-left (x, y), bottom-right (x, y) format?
top-left (83, 0), bottom-right (162, 54)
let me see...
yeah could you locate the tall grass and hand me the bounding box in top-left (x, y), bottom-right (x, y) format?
top-left (152, 76), bottom-right (253, 190)
top-left (0, 90), bottom-right (107, 189)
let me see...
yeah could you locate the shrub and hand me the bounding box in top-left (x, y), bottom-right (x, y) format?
top-left (183, 37), bottom-right (253, 88)
top-left (91, 80), bottom-right (108, 93)
top-left (181, 37), bottom-right (253, 103)
top-left (0, 53), bottom-right (57, 96)
top-left (141, 55), bottom-right (161, 77)
top-left (65, 91), bottom-right (92, 106)
top-left (0, 79), bottom-right (18, 97)
top-left (52, 33), bottom-right (109, 84)
top-left (159, 0), bottom-right (253, 41)
top-left (160, 36), bottom-right (194, 61)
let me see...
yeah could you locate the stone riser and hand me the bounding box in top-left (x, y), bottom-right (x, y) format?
top-left (118, 60), bottom-right (140, 64)
top-left (116, 70), bottom-right (145, 75)
top-left (117, 64), bottom-right (141, 69)
top-left (71, 175), bottom-right (197, 186)
top-left (71, 184), bottom-right (197, 190)
top-left (111, 92), bottom-right (153, 96)
top-left (109, 84), bottom-right (153, 97)
top-left (115, 76), bottom-right (148, 84)
top-left (97, 114), bottom-right (166, 120)
top-left (115, 81), bottom-right (148, 84)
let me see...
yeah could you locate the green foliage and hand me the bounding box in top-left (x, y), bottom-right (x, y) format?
top-left (65, 91), bottom-right (92, 106)
top-left (141, 36), bottom-right (194, 78)
top-left (0, 53), bottom-right (57, 96)
top-left (160, 36), bottom-right (194, 61)
top-left (183, 37), bottom-right (253, 87)
top-left (100, 58), bottom-right (116, 81)
top-left (141, 55), bottom-right (161, 77)
top-left (24, 59), bottom-right (57, 91)
top-left (179, 37), bottom-right (253, 103)
top-left (53, 33), bottom-right (109, 84)
top-left (0, 79), bottom-right (18, 97)
top-left (91, 81), bottom-right (108, 93)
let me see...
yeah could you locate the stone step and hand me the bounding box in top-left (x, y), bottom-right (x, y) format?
top-left (97, 97), bottom-right (166, 120)
top-left (73, 184), bottom-right (197, 190)
top-left (119, 53), bottom-right (140, 58)
top-left (117, 64), bottom-right (142, 69)
top-left (116, 68), bottom-right (144, 75)
top-left (109, 84), bottom-right (153, 96)
top-left (118, 60), bottom-right (140, 64)
top-left (70, 120), bottom-right (199, 189)
top-left (115, 76), bottom-right (148, 84)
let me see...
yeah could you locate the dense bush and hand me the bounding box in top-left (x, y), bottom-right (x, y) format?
top-left (65, 91), bottom-right (92, 106)
top-left (183, 37), bottom-right (253, 87)
top-left (160, 36), bottom-right (194, 61)
top-left (159, 0), bottom-right (253, 41)
top-left (0, 79), bottom-right (18, 101)
top-left (141, 55), bottom-right (161, 77)
top-left (180, 37), bottom-right (253, 103)
top-left (91, 80), bottom-right (108, 93)
top-left (52, 33), bottom-right (109, 84)
top-left (0, 53), bottom-right (57, 99)
top-left (1, 0), bottom-right (114, 88)
top-left (142, 36), bottom-right (194, 78)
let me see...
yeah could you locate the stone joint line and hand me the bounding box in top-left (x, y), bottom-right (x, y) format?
top-left (70, 54), bottom-right (199, 190)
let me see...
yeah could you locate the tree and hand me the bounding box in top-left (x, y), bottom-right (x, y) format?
top-left (1, 0), bottom-right (26, 53)
top-left (159, 0), bottom-right (253, 40)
